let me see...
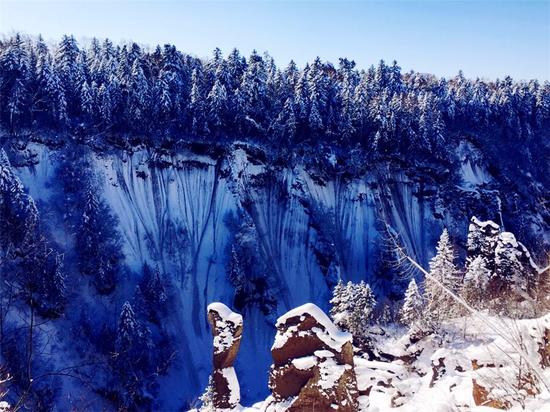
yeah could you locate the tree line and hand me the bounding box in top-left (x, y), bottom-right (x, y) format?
top-left (1, 33), bottom-right (549, 158)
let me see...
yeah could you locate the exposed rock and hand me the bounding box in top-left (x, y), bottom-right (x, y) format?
top-left (429, 357), bottom-right (445, 388)
top-left (207, 302), bottom-right (243, 410)
top-left (539, 327), bottom-right (550, 368)
top-left (467, 216), bottom-right (500, 266)
top-left (467, 216), bottom-right (540, 301)
top-left (265, 303), bottom-right (359, 411)
top-left (472, 379), bottom-right (511, 410)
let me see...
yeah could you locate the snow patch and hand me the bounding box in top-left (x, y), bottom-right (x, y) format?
top-left (221, 367), bottom-right (240, 407)
top-left (291, 356), bottom-right (317, 370)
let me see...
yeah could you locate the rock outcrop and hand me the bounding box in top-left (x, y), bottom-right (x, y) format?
top-left (264, 303), bottom-right (359, 411)
top-left (467, 217), bottom-right (540, 300)
top-left (207, 302), bottom-right (243, 409)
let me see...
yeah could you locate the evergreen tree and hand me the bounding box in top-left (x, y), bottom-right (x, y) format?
top-left (337, 58), bottom-right (357, 142)
top-left (128, 59), bottom-right (150, 128)
top-left (34, 48), bottom-right (68, 124)
top-left (308, 100), bottom-right (323, 135)
top-left (54, 35), bottom-right (82, 112)
top-left (114, 301), bottom-right (153, 409)
top-left (207, 78), bottom-right (228, 132)
top-left (189, 68), bottom-right (209, 135)
top-left (139, 264), bottom-right (167, 323)
top-left (0, 150), bottom-right (66, 317)
top-left (329, 280), bottom-right (376, 350)
top-left (0, 34), bottom-right (30, 128)
top-left (199, 375), bottom-right (215, 411)
top-left (293, 65), bottom-right (310, 129)
top-left (352, 73), bottom-right (371, 141)
top-left (77, 183), bottom-right (123, 294)
top-left (234, 50), bottom-right (268, 134)
top-left (98, 83), bottom-right (113, 126)
top-left (80, 80), bottom-right (94, 119)
top-left (400, 278), bottom-right (423, 327)
top-left (271, 98), bottom-right (297, 143)
top-left (462, 256), bottom-right (491, 306)
top-left (0, 149), bottom-right (39, 249)
top-left (424, 229), bottom-right (460, 325)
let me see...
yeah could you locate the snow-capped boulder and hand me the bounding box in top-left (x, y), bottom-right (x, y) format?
top-left (265, 303), bottom-right (358, 411)
top-left (206, 302), bottom-right (243, 409)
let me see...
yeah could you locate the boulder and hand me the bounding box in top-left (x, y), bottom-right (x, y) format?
top-left (265, 303), bottom-right (358, 411)
top-left (206, 302), bottom-right (243, 409)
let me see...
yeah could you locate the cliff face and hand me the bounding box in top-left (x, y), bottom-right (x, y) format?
top-left (12, 139), bottom-right (548, 404)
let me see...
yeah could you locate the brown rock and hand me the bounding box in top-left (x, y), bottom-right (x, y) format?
top-left (539, 327), bottom-right (550, 368)
top-left (472, 379), bottom-right (511, 410)
top-left (207, 302), bottom-right (243, 409)
top-left (429, 357), bottom-right (445, 388)
top-left (265, 303), bottom-right (359, 412)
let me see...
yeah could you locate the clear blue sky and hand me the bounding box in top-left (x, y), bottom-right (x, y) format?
top-left (1, 0), bottom-right (549, 80)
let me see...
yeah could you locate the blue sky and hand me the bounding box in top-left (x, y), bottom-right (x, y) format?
top-left (1, 0), bottom-right (549, 80)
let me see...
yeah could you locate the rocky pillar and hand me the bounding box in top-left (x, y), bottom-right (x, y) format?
top-left (207, 302), bottom-right (243, 409)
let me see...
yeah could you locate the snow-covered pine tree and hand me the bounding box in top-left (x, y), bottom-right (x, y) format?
top-left (424, 229), bottom-right (461, 325)
top-left (33, 38), bottom-right (68, 124)
top-left (199, 375), bottom-right (215, 412)
top-left (308, 100), bottom-right (323, 134)
top-left (461, 255), bottom-right (491, 307)
top-left (128, 59), bottom-right (150, 128)
top-left (329, 280), bottom-right (348, 326)
top-left (354, 281), bottom-right (377, 326)
top-left (189, 68), bottom-right (209, 135)
top-left (337, 58), bottom-right (357, 143)
top-left (34, 250), bottom-right (67, 317)
top-left (293, 65), bottom-right (310, 127)
top-left (116, 302), bottom-right (139, 353)
top-left (98, 83), bottom-right (113, 126)
top-left (114, 301), bottom-right (153, 409)
top-left (0, 34), bottom-right (30, 128)
top-left (271, 98), bottom-right (297, 144)
top-left (77, 182), bottom-right (122, 294)
top-left (139, 264), bottom-right (167, 322)
top-left (400, 278), bottom-right (423, 327)
top-left (329, 280), bottom-right (376, 350)
top-left (226, 48), bottom-right (246, 95)
top-left (80, 80), bottom-right (94, 119)
top-left (207, 78), bottom-right (228, 132)
top-left (352, 72), bottom-right (371, 138)
top-left (157, 75), bottom-right (173, 121)
top-left (54, 35), bottom-right (82, 111)
top-left (233, 50), bottom-right (268, 134)
top-left (0, 149), bottom-right (39, 249)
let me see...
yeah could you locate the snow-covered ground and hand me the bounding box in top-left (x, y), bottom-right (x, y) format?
top-left (208, 314), bottom-right (550, 411)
